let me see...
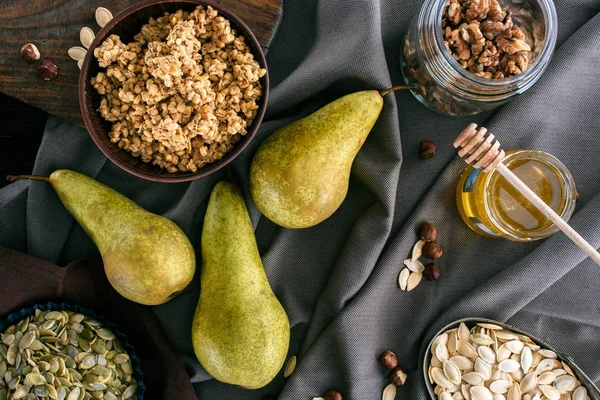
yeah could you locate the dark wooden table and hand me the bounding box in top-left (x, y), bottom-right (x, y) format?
top-left (0, 0), bottom-right (282, 127)
top-left (0, 0), bottom-right (282, 187)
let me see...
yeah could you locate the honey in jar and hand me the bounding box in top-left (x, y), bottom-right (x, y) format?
top-left (456, 149), bottom-right (577, 241)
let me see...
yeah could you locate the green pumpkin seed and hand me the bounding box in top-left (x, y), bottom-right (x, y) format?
top-left (18, 332), bottom-right (35, 350)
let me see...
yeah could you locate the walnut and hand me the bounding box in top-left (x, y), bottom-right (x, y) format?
top-left (465, 0), bottom-right (489, 22)
top-left (446, 0), bottom-right (462, 25)
top-left (487, 0), bottom-right (504, 21)
top-left (449, 29), bottom-right (471, 60)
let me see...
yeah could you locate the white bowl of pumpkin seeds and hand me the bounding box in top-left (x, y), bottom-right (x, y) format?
top-left (0, 304), bottom-right (143, 400)
top-left (424, 318), bottom-right (599, 400)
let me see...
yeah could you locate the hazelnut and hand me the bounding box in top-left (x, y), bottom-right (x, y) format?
top-left (576, 192), bottom-right (580, 201)
top-left (419, 140), bottom-right (436, 159)
top-left (379, 350), bottom-right (398, 369)
top-left (423, 263), bottom-right (441, 281)
top-left (20, 43), bottom-right (40, 63)
top-left (36, 59), bottom-right (58, 81)
top-left (420, 223), bottom-right (437, 242)
top-left (325, 390), bottom-right (342, 400)
top-left (390, 367), bottom-right (407, 386)
top-left (422, 241), bottom-right (443, 259)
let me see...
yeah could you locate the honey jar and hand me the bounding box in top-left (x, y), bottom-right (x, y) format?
top-left (456, 149), bottom-right (577, 241)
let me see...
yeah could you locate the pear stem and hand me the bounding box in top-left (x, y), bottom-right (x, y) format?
top-left (379, 84), bottom-right (417, 97)
top-left (6, 175), bottom-right (50, 183)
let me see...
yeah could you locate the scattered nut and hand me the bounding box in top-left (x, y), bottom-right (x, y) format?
top-left (324, 390), bottom-right (342, 400)
top-left (419, 140), bottom-right (437, 159)
top-left (576, 192), bottom-right (580, 201)
top-left (423, 263), bottom-right (441, 281)
top-left (390, 366), bottom-right (408, 386)
top-left (379, 350), bottom-right (399, 369)
top-left (422, 241), bottom-right (443, 259)
top-left (420, 222), bottom-right (437, 242)
top-left (19, 43), bottom-right (40, 63)
top-left (36, 58), bottom-right (58, 80)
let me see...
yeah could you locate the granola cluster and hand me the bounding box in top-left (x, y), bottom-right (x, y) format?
top-left (442, 0), bottom-right (535, 78)
top-left (91, 6), bottom-right (266, 173)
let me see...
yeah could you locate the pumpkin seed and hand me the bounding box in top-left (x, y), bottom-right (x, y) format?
top-left (284, 356), bottom-right (296, 378)
top-left (382, 383), bottom-right (396, 400)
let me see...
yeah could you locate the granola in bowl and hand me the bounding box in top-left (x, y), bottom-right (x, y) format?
top-left (90, 5), bottom-right (266, 173)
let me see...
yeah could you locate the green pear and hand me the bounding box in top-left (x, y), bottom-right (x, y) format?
top-left (8, 170), bottom-right (195, 305)
top-left (192, 181), bottom-right (290, 389)
top-left (249, 86), bottom-right (410, 228)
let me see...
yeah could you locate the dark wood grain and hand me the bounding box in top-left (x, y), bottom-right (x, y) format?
top-left (0, 0), bottom-right (282, 128)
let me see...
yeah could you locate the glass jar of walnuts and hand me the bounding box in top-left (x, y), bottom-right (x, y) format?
top-left (400, 0), bottom-right (557, 116)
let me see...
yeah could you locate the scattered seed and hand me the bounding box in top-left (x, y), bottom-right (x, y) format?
top-left (284, 356), bottom-right (296, 378)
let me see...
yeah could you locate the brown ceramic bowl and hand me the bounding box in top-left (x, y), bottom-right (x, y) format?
top-left (79, 0), bottom-right (269, 182)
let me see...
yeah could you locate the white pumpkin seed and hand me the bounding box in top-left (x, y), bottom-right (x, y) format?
top-left (406, 271), bottom-right (422, 291)
top-left (476, 323), bottom-right (503, 330)
top-left (448, 331), bottom-right (458, 355)
top-left (449, 355), bottom-right (474, 371)
top-left (538, 349), bottom-right (557, 359)
top-left (382, 383), bottom-right (396, 400)
top-left (462, 372), bottom-right (485, 385)
top-left (453, 393), bottom-right (466, 400)
top-left (498, 359), bottom-right (520, 373)
top-left (520, 346), bottom-right (532, 374)
top-left (496, 344), bottom-right (511, 363)
top-left (490, 380), bottom-right (512, 394)
top-left (431, 354), bottom-right (443, 368)
top-left (507, 383), bottom-right (521, 400)
top-left (457, 340), bottom-right (478, 359)
top-left (471, 333), bottom-right (494, 346)
top-left (492, 395), bottom-right (506, 400)
top-left (440, 391), bottom-right (453, 400)
top-left (562, 362), bottom-right (575, 376)
top-left (435, 344), bottom-right (450, 362)
top-left (494, 331), bottom-right (518, 341)
top-left (475, 358), bottom-right (491, 381)
top-left (458, 323), bottom-right (470, 341)
top-left (79, 27), bottom-right (95, 49)
top-left (77, 59), bottom-right (83, 70)
top-left (68, 46), bottom-right (87, 61)
top-left (433, 367), bottom-right (455, 389)
top-left (462, 383), bottom-right (472, 400)
top-left (540, 385), bottom-right (561, 400)
top-left (572, 387), bottom-right (587, 400)
top-left (520, 372), bottom-right (537, 393)
top-left (470, 385), bottom-right (493, 400)
top-left (536, 358), bottom-right (556, 374)
top-left (537, 371), bottom-right (557, 385)
top-left (444, 360), bottom-right (462, 385)
top-left (412, 239), bottom-right (425, 261)
top-left (398, 268), bottom-right (410, 290)
top-left (95, 7), bottom-right (113, 28)
top-left (404, 258), bottom-right (425, 273)
top-left (553, 375), bottom-right (577, 392)
top-left (283, 356), bottom-right (296, 378)
top-left (477, 346), bottom-right (496, 364)
top-left (505, 340), bottom-right (524, 354)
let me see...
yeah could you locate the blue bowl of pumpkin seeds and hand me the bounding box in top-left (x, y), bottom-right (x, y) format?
top-left (0, 302), bottom-right (145, 400)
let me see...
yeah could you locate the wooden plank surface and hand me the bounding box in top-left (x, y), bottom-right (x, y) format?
top-left (0, 0), bottom-right (282, 128)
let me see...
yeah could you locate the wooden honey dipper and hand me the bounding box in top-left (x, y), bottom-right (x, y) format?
top-left (454, 123), bottom-right (600, 266)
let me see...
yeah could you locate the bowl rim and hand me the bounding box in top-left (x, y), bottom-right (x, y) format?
top-left (78, 0), bottom-right (269, 183)
top-left (423, 317), bottom-right (600, 399)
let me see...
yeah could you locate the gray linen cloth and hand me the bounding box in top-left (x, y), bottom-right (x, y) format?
top-left (2, 0), bottom-right (600, 398)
